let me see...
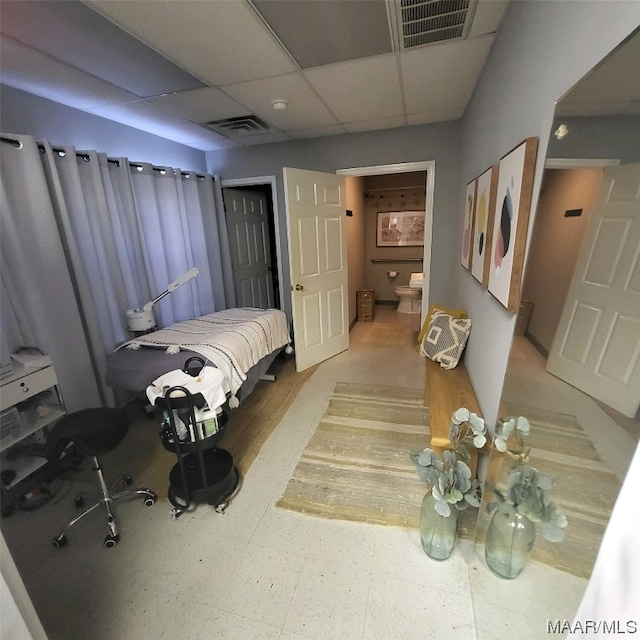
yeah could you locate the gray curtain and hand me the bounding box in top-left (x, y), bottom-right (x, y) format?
top-left (0, 134), bottom-right (234, 410)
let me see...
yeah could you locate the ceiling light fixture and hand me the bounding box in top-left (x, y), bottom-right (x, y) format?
top-left (555, 124), bottom-right (569, 140)
top-left (272, 99), bottom-right (288, 111)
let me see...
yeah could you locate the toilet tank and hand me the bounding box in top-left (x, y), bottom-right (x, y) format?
top-left (409, 272), bottom-right (424, 289)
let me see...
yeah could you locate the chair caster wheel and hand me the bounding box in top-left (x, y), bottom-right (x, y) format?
top-left (104, 534), bottom-right (119, 548)
top-left (52, 534), bottom-right (67, 549)
top-left (123, 476), bottom-right (133, 486)
top-left (170, 508), bottom-right (183, 520)
top-left (144, 495), bottom-right (156, 507)
top-left (74, 496), bottom-right (84, 508)
top-left (214, 502), bottom-right (228, 514)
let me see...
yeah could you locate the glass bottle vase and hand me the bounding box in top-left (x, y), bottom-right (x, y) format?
top-left (485, 509), bottom-right (536, 579)
top-left (419, 492), bottom-right (458, 560)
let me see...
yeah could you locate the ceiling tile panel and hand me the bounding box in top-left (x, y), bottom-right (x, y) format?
top-left (222, 73), bottom-right (339, 131)
top-left (343, 115), bottom-right (406, 133)
top-left (87, 0), bottom-right (297, 86)
top-left (0, 36), bottom-right (139, 110)
top-left (304, 55), bottom-right (403, 123)
top-left (0, 0), bottom-right (205, 97)
top-left (147, 87), bottom-right (251, 124)
top-left (252, 0), bottom-right (392, 68)
top-left (467, 0), bottom-right (510, 37)
top-left (288, 124), bottom-right (347, 139)
top-left (401, 35), bottom-right (494, 113)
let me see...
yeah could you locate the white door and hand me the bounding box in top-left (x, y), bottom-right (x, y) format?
top-left (547, 163), bottom-right (640, 417)
top-left (284, 168), bottom-right (349, 372)
top-left (223, 188), bottom-right (275, 309)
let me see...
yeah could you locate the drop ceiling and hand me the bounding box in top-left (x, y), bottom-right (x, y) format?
top-left (1, 0), bottom-right (515, 151)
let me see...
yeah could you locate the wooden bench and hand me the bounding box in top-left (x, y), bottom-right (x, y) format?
top-left (424, 357), bottom-right (504, 485)
top-left (424, 357), bottom-right (480, 447)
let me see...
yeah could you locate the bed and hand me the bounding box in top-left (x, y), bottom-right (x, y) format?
top-left (105, 307), bottom-right (292, 407)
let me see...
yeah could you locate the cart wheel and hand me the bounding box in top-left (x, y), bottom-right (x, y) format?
top-left (170, 507), bottom-right (183, 520)
top-left (52, 534), bottom-right (67, 549)
top-left (104, 533), bottom-right (119, 548)
top-left (214, 501), bottom-right (228, 514)
top-left (74, 496), bottom-right (84, 508)
top-left (144, 494), bottom-right (156, 507)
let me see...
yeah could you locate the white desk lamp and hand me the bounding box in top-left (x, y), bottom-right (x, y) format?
top-left (126, 268), bottom-right (199, 333)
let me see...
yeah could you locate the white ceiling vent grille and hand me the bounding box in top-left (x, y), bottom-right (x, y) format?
top-left (397, 0), bottom-right (476, 49)
top-left (204, 115), bottom-right (271, 138)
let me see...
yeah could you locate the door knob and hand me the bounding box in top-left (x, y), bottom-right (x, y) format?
top-left (295, 284), bottom-right (304, 291)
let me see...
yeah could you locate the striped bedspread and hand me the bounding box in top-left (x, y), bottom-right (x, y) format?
top-left (120, 308), bottom-right (291, 402)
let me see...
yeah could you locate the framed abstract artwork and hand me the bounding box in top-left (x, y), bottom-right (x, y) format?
top-left (471, 164), bottom-right (499, 287)
top-left (461, 180), bottom-right (476, 269)
top-left (376, 210), bottom-right (425, 247)
top-left (488, 137), bottom-right (538, 312)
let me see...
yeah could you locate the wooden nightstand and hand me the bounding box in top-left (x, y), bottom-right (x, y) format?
top-left (356, 289), bottom-right (375, 322)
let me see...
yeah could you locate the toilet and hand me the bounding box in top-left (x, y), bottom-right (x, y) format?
top-left (394, 272), bottom-right (423, 314)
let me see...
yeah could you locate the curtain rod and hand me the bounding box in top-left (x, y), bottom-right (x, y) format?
top-left (1, 135), bottom-right (209, 180)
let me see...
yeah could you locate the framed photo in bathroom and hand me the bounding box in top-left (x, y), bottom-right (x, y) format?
top-left (376, 210), bottom-right (425, 247)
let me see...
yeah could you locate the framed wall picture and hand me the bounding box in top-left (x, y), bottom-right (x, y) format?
top-left (488, 137), bottom-right (538, 312)
top-left (471, 164), bottom-right (499, 287)
top-left (461, 180), bottom-right (476, 269)
top-left (376, 210), bottom-right (425, 247)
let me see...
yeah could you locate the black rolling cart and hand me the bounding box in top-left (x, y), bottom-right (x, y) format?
top-left (148, 358), bottom-right (239, 519)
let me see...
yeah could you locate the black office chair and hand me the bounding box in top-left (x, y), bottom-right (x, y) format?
top-left (46, 408), bottom-right (157, 548)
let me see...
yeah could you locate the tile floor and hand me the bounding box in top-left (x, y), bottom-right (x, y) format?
top-left (2, 306), bottom-right (636, 640)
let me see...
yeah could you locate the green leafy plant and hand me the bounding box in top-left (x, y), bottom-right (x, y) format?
top-left (488, 415), bottom-right (568, 542)
top-left (411, 408), bottom-right (487, 517)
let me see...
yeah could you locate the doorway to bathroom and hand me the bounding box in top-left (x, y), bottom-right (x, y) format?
top-left (338, 161), bottom-right (435, 330)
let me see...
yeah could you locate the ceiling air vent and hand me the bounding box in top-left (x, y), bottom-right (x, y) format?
top-left (397, 0), bottom-right (476, 49)
top-left (204, 115), bottom-right (271, 138)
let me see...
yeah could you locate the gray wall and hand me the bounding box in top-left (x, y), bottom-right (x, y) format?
top-left (206, 122), bottom-right (462, 320)
top-left (547, 115), bottom-right (640, 164)
top-left (456, 0), bottom-right (640, 428)
top-left (522, 168), bottom-right (603, 354)
top-left (0, 85), bottom-right (208, 172)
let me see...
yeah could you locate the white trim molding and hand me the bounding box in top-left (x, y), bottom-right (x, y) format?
top-left (219, 176), bottom-right (285, 314)
top-left (337, 161), bottom-right (435, 176)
